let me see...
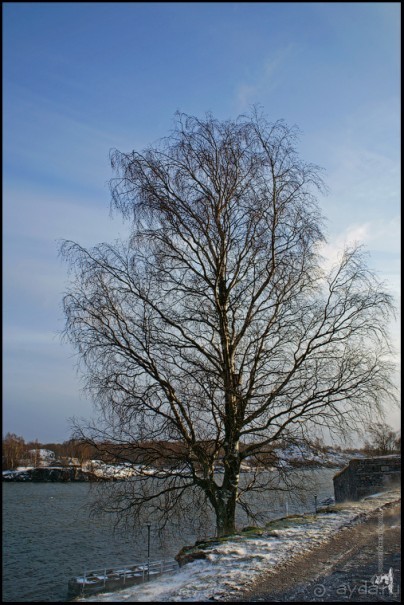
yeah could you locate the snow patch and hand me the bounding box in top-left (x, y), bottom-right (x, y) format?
top-left (77, 489), bottom-right (400, 602)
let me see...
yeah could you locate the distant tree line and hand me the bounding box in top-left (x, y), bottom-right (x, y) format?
top-left (2, 427), bottom-right (400, 471)
top-left (1, 433), bottom-right (99, 470)
top-left (363, 423), bottom-right (401, 456)
top-left (2, 432), bottom-right (277, 470)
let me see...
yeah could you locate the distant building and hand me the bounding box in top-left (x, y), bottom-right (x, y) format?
top-left (333, 455), bottom-right (401, 502)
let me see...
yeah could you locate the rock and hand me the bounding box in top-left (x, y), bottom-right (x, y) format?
top-left (2, 467), bottom-right (103, 482)
top-left (175, 548), bottom-right (208, 567)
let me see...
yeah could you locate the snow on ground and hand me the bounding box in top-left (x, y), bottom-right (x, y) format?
top-left (82, 446), bottom-right (359, 479)
top-left (82, 461), bottom-right (144, 479)
top-left (28, 448), bottom-right (55, 459)
top-left (272, 444), bottom-right (363, 468)
top-left (2, 445), bottom-right (362, 480)
top-left (76, 488), bottom-right (400, 602)
top-left (82, 461), bottom-right (188, 479)
top-left (2, 468), bottom-right (33, 479)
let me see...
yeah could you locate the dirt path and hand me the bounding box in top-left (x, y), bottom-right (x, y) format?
top-left (232, 501), bottom-right (401, 602)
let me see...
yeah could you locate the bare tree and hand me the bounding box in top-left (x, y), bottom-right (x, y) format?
top-left (364, 422), bottom-right (400, 456)
top-left (61, 110), bottom-right (397, 537)
top-left (2, 433), bottom-right (26, 470)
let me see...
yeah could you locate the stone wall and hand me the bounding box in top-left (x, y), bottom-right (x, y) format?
top-left (333, 455), bottom-right (401, 503)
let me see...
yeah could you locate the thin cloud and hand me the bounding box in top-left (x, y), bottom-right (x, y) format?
top-left (4, 186), bottom-right (129, 246)
top-left (320, 217), bottom-right (400, 274)
top-left (5, 83), bottom-right (140, 193)
top-left (234, 45), bottom-right (295, 111)
top-left (3, 326), bottom-right (58, 348)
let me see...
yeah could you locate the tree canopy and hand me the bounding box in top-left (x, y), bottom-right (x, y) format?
top-left (61, 110), bottom-right (397, 536)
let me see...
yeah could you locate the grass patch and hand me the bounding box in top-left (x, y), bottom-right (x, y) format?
top-left (264, 513), bottom-right (317, 531)
top-left (239, 526), bottom-right (265, 538)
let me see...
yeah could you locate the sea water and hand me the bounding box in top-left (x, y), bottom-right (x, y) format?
top-left (2, 468), bottom-right (336, 602)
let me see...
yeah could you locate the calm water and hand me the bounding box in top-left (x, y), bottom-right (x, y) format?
top-left (2, 469), bottom-right (336, 602)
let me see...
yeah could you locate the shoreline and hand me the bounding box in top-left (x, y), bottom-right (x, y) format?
top-left (232, 500), bottom-right (401, 602)
top-left (2, 459), bottom-right (346, 482)
top-left (76, 489), bottom-right (401, 602)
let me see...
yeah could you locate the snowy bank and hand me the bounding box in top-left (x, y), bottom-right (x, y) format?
top-left (76, 488), bottom-right (400, 602)
top-left (2, 445), bottom-right (363, 482)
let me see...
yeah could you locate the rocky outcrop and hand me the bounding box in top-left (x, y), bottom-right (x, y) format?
top-left (2, 467), bottom-right (104, 482)
top-left (175, 548), bottom-right (208, 567)
top-left (175, 536), bottom-right (226, 567)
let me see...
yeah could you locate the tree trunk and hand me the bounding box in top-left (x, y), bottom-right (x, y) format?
top-left (215, 487), bottom-right (238, 537)
top-left (214, 444), bottom-right (240, 537)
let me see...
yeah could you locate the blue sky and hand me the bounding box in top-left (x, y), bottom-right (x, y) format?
top-left (3, 2), bottom-right (400, 443)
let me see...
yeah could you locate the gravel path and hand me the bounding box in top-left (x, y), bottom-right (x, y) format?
top-left (232, 500), bottom-right (401, 602)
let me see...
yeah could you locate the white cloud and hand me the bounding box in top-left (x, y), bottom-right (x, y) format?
top-left (234, 46), bottom-right (295, 111)
top-left (319, 217), bottom-right (400, 368)
top-left (318, 134), bottom-right (399, 231)
top-left (320, 216), bottom-right (400, 274)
